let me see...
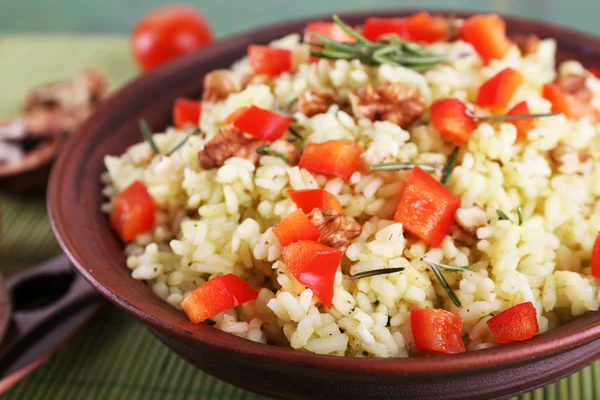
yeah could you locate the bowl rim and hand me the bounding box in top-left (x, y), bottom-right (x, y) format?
top-left (49, 8), bottom-right (600, 376)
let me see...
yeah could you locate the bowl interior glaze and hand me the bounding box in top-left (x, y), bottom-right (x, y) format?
top-left (49, 10), bottom-right (600, 399)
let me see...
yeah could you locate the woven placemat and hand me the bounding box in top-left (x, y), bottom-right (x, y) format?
top-left (1, 35), bottom-right (599, 400)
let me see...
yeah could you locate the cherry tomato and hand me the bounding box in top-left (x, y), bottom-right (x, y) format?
top-left (132, 5), bottom-right (213, 71)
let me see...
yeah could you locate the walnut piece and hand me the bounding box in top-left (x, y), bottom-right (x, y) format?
top-left (202, 70), bottom-right (238, 103)
top-left (270, 139), bottom-right (300, 164)
top-left (198, 126), bottom-right (268, 169)
top-left (511, 34), bottom-right (540, 56)
top-left (298, 88), bottom-right (340, 117)
top-left (550, 143), bottom-right (593, 175)
top-left (349, 82), bottom-right (426, 128)
top-left (308, 208), bottom-right (362, 252)
top-left (554, 74), bottom-right (592, 102)
top-left (454, 206), bottom-right (488, 234)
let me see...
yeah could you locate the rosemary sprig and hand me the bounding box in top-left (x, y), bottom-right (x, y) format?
top-left (497, 207), bottom-right (524, 225)
top-left (421, 257), bottom-right (463, 307)
top-left (140, 119), bottom-right (159, 154)
top-left (166, 127), bottom-right (201, 156)
top-left (470, 112), bottom-right (560, 122)
top-left (256, 145), bottom-right (294, 165)
top-left (517, 206), bottom-right (524, 226)
top-left (441, 146), bottom-right (459, 186)
top-left (370, 162), bottom-right (441, 172)
top-left (309, 15), bottom-right (450, 71)
top-left (288, 125), bottom-right (306, 143)
top-left (422, 257), bottom-right (469, 272)
top-left (348, 267), bottom-right (405, 281)
top-left (496, 209), bottom-right (510, 221)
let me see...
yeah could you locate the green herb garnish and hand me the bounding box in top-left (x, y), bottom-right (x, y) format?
top-left (517, 206), bottom-right (524, 226)
top-left (470, 112), bottom-right (560, 122)
top-left (440, 146), bottom-right (459, 186)
top-left (370, 162), bottom-right (441, 172)
top-left (496, 209), bottom-right (510, 221)
top-left (166, 127), bottom-right (201, 156)
top-left (309, 15), bottom-right (453, 71)
top-left (256, 145), bottom-right (294, 165)
top-left (348, 267), bottom-right (405, 281)
top-left (421, 257), bottom-right (463, 307)
top-left (140, 119), bottom-right (159, 154)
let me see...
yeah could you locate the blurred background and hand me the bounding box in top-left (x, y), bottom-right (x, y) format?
top-left (1, 1), bottom-right (600, 399)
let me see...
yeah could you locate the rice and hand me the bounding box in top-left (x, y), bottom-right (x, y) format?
top-left (101, 21), bottom-right (600, 358)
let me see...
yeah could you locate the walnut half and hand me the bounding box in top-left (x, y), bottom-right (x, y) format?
top-left (308, 208), bottom-right (362, 252)
top-left (198, 126), bottom-right (267, 169)
top-left (550, 143), bottom-right (593, 175)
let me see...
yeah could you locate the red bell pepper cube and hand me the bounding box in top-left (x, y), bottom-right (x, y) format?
top-left (272, 209), bottom-right (321, 247)
top-left (181, 274), bottom-right (258, 323)
top-left (173, 98), bottom-right (202, 130)
top-left (411, 307), bottom-right (466, 354)
top-left (406, 11), bottom-right (449, 43)
top-left (394, 166), bottom-right (461, 247)
top-left (362, 17), bottom-right (409, 41)
top-left (542, 83), bottom-right (599, 122)
top-left (228, 105), bottom-right (292, 141)
top-left (281, 240), bottom-right (343, 307)
top-left (506, 101), bottom-right (535, 138)
top-left (288, 188), bottom-right (343, 214)
top-left (486, 302), bottom-right (539, 344)
top-left (476, 68), bottom-right (525, 109)
top-left (298, 139), bottom-right (363, 180)
top-left (460, 14), bottom-right (511, 64)
top-left (592, 231), bottom-right (600, 279)
top-left (589, 68), bottom-right (600, 79)
top-left (110, 181), bottom-right (155, 242)
top-left (430, 98), bottom-right (476, 144)
top-left (248, 45), bottom-right (292, 76)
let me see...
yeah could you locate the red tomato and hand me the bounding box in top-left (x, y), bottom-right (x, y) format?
top-left (362, 17), bottom-right (409, 41)
top-left (248, 45), bottom-right (292, 76)
top-left (288, 189), bottom-right (344, 214)
top-left (592, 231), bottom-right (600, 279)
top-left (476, 68), bottom-right (525, 109)
top-left (430, 98), bottom-right (476, 144)
top-left (229, 105), bottom-right (292, 141)
top-left (460, 14), bottom-right (510, 64)
top-left (486, 302), bottom-right (539, 344)
top-left (304, 22), bottom-right (356, 44)
top-left (298, 139), bottom-right (363, 180)
top-left (281, 240), bottom-right (343, 307)
top-left (506, 101), bottom-right (534, 138)
top-left (173, 98), bottom-right (201, 130)
top-left (180, 274), bottom-right (258, 323)
top-left (542, 83), bottom-right (599, 122)
top-left (411, 307), bottom-right (466, 354)
top-left (394, 166), bottom-right (461, 247)
top-left (132, 5), bottom-right (213, 71)
top-left (272, 209), bottom-right (321, 247)
top-left (110, 181), bottom-right (155, 242)
top-left (406, 11), bottom-right (449, 43)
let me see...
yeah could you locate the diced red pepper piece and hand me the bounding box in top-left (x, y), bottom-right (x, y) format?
top-left (304, 22), bottom-right (356, 44)
top-left (298, 139), bottom-right (363, 180)
top-left (592, 231), bottom-right (600, 279)
top-left (406, 11), bottom-right (449, 43)
top-left (460, 14), bottom-right (511, 64)
top-left (589, 68), bottom-right (600, 79)
top-left (486, 302), bottom-right (539, 344)
top-left (362, 17), bottom-right (409, 41)
top-left (110, 181), bottom-right (155, 242)
top-left (228, 105), bottom-right (292, 141)
top-left (476, 68), bottom-right (525, 109)
top-left (394, 166), bottom-right (461, 247)
top-left (542, 83), bottom-right (599, 122)
top-left (248, 45), bottom-right (292, 76)
top-left (223, 106), bottom-right (249, 125)
top-left (281, 240), bottom-right (343, 307)
top-left (181, 274), bottom-right (258, 323)
top-left (272, 209), bottom-right (321, 247)
top-left (506, 101), bottom-right (535, 138)
top-left (430, 98), bottom-right (476, 144)
top-left (288, 188), bottom-right (343, 214)
top-left (173, 98), bottom-right (201, 130)
top-left (410, 307), bottom-right (466, 354)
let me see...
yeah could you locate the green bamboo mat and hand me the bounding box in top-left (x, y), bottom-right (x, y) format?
top-left (1, 35), bottom-right (599, 400)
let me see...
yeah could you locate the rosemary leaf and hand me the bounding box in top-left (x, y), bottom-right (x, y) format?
top-left (471, 112), bottom-right (560, 121)
top-left (166, 127), bottom-right (201, 156)
top-left (370, 162), bottom-right (441, 172)
top-left (257, 146), bottom-right (294, 165)
top-left (517, 206), bottom-right (524, 226)
top-left (441, 146), bottom-right (459, 186)
top-left (421, 258), bottom-right (462, 307)
top-left (348, 267), bottom-right (405, 281)
top-left (140, 119), bottom-right (159, 154)
top-left (332, 15), bottom-right (370, 43)
top-left (288, 125), bottom-right (305, 143)
top-left (496, 209), bottom-right (510, 221)
top-left (421, 257), bottom-right (469, 272)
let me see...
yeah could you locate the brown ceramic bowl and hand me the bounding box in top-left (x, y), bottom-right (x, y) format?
top-left (48, 10), bottom-right (600, 400)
